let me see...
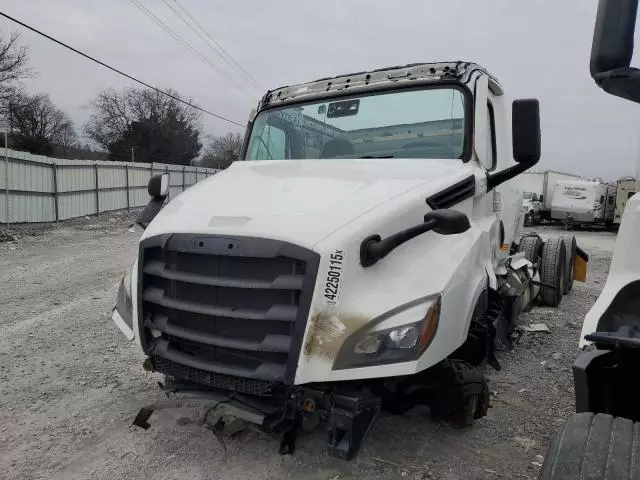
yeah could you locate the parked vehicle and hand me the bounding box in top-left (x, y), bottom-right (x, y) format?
top-left (540, 1), bottom-right (640, 478)
top-left (613, 176), bottom-right (636, 226)
top-left (520, 170), bottom-right (583, 222)
top-left (522, 192), bottom-right (541, 226)
top-left (550, 180), bottom-right (615, 228)
top-left (109, 61), bottom-right (587, 460)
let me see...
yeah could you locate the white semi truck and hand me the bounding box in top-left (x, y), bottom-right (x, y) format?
top-left (111, 62), bottom-right (587, 459)
top-left (540, 0), bottom-right (640, 478)
top-left (519, 170), bottom-right (583, 225)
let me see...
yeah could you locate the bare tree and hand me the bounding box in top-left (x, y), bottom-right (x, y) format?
top-left (84, 87), bottom-right (202, 164)
top-left (200, 132), bottom-right (243, 169)
top-left (8, 92), bottom-right (76, 155)
top-left (0, 31), bottom-right (30, 102)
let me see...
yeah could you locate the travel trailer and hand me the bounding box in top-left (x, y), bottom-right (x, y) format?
top-left (613, 176), bottom-right (636, 226)
top-left (551, 180), bottom-right (614, 228)
top-left (519, 170), bottom-right (582, 224)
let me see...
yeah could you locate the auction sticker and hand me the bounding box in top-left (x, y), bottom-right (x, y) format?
top-left (323, 249), bottom-right (345, 307)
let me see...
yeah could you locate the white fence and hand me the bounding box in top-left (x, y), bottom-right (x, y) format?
top-left (0, 148), bottom-right (218, 224)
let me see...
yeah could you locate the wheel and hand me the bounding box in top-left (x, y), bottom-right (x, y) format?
top-left (562, 234), bottom-right (576, 294)
top-left (429, 360), bottom-right (489, 427)
top-left (518, 235), bottom-right (543, 264)
top-left (539, 237), bottom-right (566, 307)
top-left (539, 413), bottom-right (639, 479)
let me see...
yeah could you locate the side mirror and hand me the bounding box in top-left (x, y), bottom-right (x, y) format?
top-left (148, 173), bottom-right (169, 198)
top-left (486, 99), bottom-right (541, 191)
top-left (425, 209), bottom-right (471, 235)
top-left (137, 173), bottom-right (169, 229)
top-left (590, 0), bottom-right (640, 103)
top-left (512, 99), bottom-right (541, 165)
top-left (539, 195), bottom-right (544, 203)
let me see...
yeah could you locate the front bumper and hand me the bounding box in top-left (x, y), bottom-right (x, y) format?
top-left (133, 373), bottom-right (381, 460)
top-left (111, 308), bottom-right (134, 341)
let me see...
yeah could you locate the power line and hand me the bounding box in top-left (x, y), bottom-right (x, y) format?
top-left (163, 0), bottom-right (263, 92)
top-left (128, 0), bottom-right (253, 99)
top-left (172, 0), bottom-right (264, 90)
top-left (161, 0), bottom-right (260, 92)
top-left (0, 10), bottom-right (245, 127)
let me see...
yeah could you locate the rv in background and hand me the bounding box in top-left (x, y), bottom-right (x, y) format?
top-left (613, 176), bottom-right (636, 226)
top-left (551, 180), bottom-right (615, 228)
top-left (519, 170), bottom-right (583, 224)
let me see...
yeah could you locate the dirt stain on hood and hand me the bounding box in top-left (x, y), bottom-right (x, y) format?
top-left (303, 311), bottom-right (369, 361)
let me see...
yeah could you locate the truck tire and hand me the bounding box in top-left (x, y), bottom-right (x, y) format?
top-left (518, 235), bottom-right (543, 264)
top-left (539, 237), bottom-right (566, 307)
top-left (562, 234), bottom-right (576, 294)
top-left (539, 413), bottom-right (639, 479)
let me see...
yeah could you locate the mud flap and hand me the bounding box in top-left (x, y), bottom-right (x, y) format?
top-left (574, 246), bottom-right (589, 282)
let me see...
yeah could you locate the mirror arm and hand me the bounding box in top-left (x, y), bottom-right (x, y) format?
top-left (486, 158), bottom-right (537, 192)
top-left (360, 219), bottom-right (437, 267)
top-left (136, 196), bottom-right (167, 229)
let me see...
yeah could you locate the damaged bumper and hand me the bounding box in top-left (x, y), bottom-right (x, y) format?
top-left (133, 373), bottom-right (381, 460)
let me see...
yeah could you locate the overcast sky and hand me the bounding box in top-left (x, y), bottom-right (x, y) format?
top-left (2, 0), bottom-right (640, 179)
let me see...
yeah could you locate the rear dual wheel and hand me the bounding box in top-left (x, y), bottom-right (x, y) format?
top-left (539, 237), bottom-right (566, 307)
top-left (562, 234), bottom-right (576, 294)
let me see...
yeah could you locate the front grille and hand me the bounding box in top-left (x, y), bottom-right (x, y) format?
top-left (138, 234), bottom-right (319, 388)
top-left (154, 356), bottom-right (274, 396)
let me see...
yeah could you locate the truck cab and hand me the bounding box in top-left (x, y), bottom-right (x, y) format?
top-left (522, 191), bottom-right (541, 225)
top-left (112, 62), bottom-right (573, 459)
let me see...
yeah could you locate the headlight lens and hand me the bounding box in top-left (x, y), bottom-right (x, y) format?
top-left (354, 335), bottom-right (383, 355)
top-left (334, 296), bottom-right (440, 370)
top-left (388, 326), bottom-right (420, 349)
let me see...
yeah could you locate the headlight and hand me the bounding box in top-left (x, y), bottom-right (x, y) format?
top-left (113, 262), bottom-right (134, 331)
top-left (333, 296), bottom-right (440, 370)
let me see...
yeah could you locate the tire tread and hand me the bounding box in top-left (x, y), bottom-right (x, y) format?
top-left (539, 237), bottom-right (566, 307)
top-left (540, 413), bottom-right (640, 479)
top-left (519, 235), bottom-right (542, 264)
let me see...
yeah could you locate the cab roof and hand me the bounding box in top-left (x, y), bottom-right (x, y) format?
top-left (258, 61), bottom-right (503, 111)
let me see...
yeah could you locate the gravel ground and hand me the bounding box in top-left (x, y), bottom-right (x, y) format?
top-left (0, 217), bottom-right (616, 480)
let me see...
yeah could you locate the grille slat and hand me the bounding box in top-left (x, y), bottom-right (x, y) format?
top-left (143, 286), bottom-right (298, 322)
top-left (139, 234), bottom-right (319, 388)
top-left (152, 339), bottom-right (287, 382)
top-left (148, 314), bottom-right (292, 353)
top-left (144, 260), bottom-right (305, 290)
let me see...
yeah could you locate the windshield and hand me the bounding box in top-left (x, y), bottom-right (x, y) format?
top-left (523, 192), bottom-right (533, 199)
top-left (245, 87), bottom-right (466, 161)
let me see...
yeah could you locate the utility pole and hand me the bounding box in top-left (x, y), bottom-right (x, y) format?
top-left (131, 146), bottom-right (135, 163)
top-left (4, 131), bottom-right (9, 226)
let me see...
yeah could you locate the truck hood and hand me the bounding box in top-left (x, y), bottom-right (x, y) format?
top-left (142, 159), bottom-right (474, 248)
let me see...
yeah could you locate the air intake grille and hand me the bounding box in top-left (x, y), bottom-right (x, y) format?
top-left (426, 175), bottom-right (475, 209)
top-left (153, 356), bottom-right (274, 396)
top-left (138, 234), bottom-right (319, 388)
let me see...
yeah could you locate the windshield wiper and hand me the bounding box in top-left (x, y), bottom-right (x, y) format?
top-left (358, 155), bottom-right (394, 158)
